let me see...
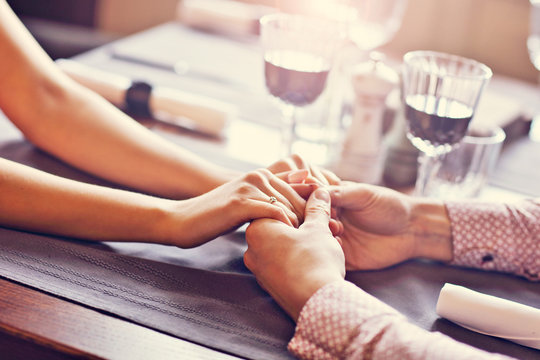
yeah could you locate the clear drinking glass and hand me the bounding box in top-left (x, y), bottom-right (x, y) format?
top-left (291, 0), bottom-right (408, 51)
top-left (401, 51), bottom-right (492, 196)
top-left (419, 127), bottom-right (505, 199)
top-left (529, 0), bottom-right (540, 71)
top-left (278, 0), bottom-right (407, 51)
top-left (315, 0), bottom-right (408, 167)
top-left (342, 0), bottom-right (408, 51)
top-left (528, 0), bottom-right (540, 141)
top-left (259, 13), bottom-right (344, 157)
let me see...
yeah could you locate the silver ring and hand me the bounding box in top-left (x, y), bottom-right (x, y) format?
top-left (268, 196), bottom-right (277, 204)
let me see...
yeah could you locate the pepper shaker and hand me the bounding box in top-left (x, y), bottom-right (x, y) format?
top-left (335, 55), bottom-right (398, 184)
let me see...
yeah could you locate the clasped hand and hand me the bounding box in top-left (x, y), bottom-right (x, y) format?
top-left (165, 155), bottom-right (339, 248)
top-left (243, 176), bottom-right (451, 320)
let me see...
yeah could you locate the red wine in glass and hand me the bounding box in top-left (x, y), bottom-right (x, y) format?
top-left (264, 50), bottom-right (331, 107)
top-left (405, 94), bottom-right (473, 153)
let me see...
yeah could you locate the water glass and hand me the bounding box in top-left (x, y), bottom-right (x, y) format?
top-left (419, 127), bottom-right (505, 199)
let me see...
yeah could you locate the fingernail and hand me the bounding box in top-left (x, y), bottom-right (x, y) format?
top-left (288, 169), bottom-right (309, 183)
top-left (313, 188), bottom-right (330, 202)
top-left (328, 186), bottom-right (340, 198)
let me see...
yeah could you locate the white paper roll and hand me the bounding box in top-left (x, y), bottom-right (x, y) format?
top-left (56, 58), bottom-right (130, 106)
top-left (436, 283), bottom-right (540, 349)
top-left (56, 59), bottom-right (234, 137)
top-left (178, 0), bottom-right (258, 37)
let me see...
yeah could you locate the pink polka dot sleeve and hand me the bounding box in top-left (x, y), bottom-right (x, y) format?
top-left (289, 281), bottom-right (513, 360)
top-left (445, 199), bottom-right (540, 280)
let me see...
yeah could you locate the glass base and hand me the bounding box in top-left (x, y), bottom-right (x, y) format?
top-left (286, 122), bottom-right (341, 166)
top-left (407, 134), bottom-right (455, 157)
top-left (415, 173), bottom-right (486, 199)
top-left (530, 114), bottom-right (540, 142)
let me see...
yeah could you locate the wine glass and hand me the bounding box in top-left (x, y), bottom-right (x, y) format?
top-left (528, 0), bottom-right (540, 141)
top-left (259, 13), bottom-right (344, 157)
top-left (281, 0), bottom-right (407, 51)
top-left (402, 51), bottom-right (493, 196)
top-left (341, 0), bottom-right (408, 52)
top-left (323, 0), bottom-right (409, 168)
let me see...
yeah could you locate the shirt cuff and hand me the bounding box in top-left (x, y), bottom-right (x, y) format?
top-left (445, 199), bottom-right (539, 280)
top-left (288, 280), bottom-right (402, 360)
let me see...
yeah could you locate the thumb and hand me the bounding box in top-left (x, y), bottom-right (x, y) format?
top-left (303, 188), bottom-right (331, 227)
top-left (327, 183), bottom-right (373, 209)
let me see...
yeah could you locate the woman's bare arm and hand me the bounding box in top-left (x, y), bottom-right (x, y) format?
top-left (0, 0), bottom-right (238, 199)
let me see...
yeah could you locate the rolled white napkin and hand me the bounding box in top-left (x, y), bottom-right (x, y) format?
top-left (56, 59), bottom-right (235, 137)
top-left (436, 283), bottom-right (540, 349)
top-left (177, 0), bottom-right (275, 38)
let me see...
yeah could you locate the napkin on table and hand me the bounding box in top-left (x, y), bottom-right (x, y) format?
top-left (56, 59), bottom-right (235, 137)
top-left (436, 283), bottom-right (540, 349)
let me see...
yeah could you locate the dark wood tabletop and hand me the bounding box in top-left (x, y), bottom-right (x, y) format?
top-left (0, 277), bottom-right (238, 360)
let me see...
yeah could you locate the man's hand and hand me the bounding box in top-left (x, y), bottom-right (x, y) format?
top-left (329, 182), bottom-right (453, 270)
top-left (244, 188), bottom-right (345, 321)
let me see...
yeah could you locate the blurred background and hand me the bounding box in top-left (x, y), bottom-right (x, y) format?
top-left (7, 0), bottom-right (538, 84)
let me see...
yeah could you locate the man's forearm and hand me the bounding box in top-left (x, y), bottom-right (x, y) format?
top-left (290, 281), bottom-right (512, 360)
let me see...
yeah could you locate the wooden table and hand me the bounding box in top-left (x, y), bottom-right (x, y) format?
top-left (1, 22), bottom-right (540, 360)
top-left (0, 108), bottom-right (242, 358)
top-left (0, 278), bottom-right (238, 360)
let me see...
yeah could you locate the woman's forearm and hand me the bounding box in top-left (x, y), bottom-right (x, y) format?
top-left (0, 2), bottom-right (238, 199)
top-left (18, 82), bottom-right (238, 199)
top-left (0, 158), bottom-right (305, 249)
top-left (0, 158), bottom-right (180, 243)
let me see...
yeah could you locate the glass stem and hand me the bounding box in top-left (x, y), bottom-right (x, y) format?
top-left (281, 103), bottom-right (298, 157)
top-left (530, 82), bottom-right (540, 142)
top-left (530, 114), bottom-right (540, 142)
top-left (415, 153), bottom-right (443, 196)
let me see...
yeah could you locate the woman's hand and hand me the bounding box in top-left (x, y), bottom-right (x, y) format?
top-left (244, 188), bottom-right (345, 321)
top-left (164, 169), bottom-right (307, 248)
top-left (267, 154), bottom-right (341, 187)
top-left (328, 182), bottom-right (453, 270)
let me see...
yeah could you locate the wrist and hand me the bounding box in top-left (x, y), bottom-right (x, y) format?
top-left (147, 198), bottom-right (190, 246)
top-left (154, 193), bottom-right (228, 248)
top-left (409, 198), bottom-right (453, 262)
top-left (285, 271), bottom-right (344, 321)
